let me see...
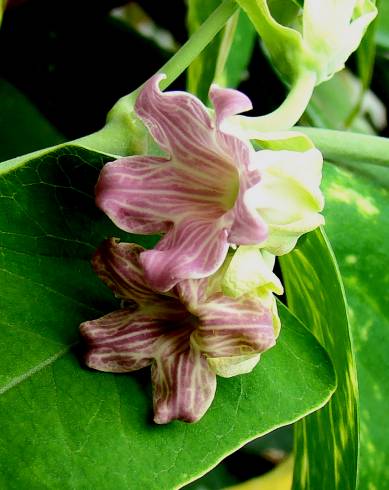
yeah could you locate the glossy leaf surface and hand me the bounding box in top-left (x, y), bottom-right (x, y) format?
top-left (0, 146), bottom-right (335, 489)
top-left (280, 228), bottom-right (359, 490)
top-left (322, 162), bottom-right (389, 489)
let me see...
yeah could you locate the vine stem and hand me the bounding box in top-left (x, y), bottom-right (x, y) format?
top-left (231, 71), bottom-right (316, 135)
top-left (152, 0), bottom-right (238, 91)
top-left (295, 127), bottom-right (389, 168)
top-left (75, 0), bottom-right (238, 155)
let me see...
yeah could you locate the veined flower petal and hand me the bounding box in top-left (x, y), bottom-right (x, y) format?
top-left (247, 148), bottom-right (324, 255)
top-left (140, 218), bottom-right (230, 292)
top-left (92, 238), bottom-right (159, 304)
top-left (82, 242), bottom-right (277, 423)
top-left (95, 75), bottom-right (269, 291)
top-left (80, 309), bottom-right (164, 373)
top-left (152, 346), bottom-right (216, 424)
top-left (192, 295), bottom-right (275, 358)
top-left (209, 84), bottom-right (253, 127)
top-left (96, 155), bottom-right (232, 235)
top-left (96, 156), bottom-right (172, 235)
top-left (226, 169), bottom-right (268, 245)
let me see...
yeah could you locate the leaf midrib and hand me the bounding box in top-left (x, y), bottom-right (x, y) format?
top-left (0, 343), bottom-right (77, 396)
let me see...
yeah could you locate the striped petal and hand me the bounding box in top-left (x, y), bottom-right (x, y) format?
top-left (136, 75), bottom-right (229, 174)
top-left (95, 156), bottom-right (172, 234)
top-left (92, 238), bottom-right (161, 304)
top-left (80, 310), bottom-right (163, 373)
top-left (226, 169), bottom-right (268, 245)
top-left (192, 295), bottom-right (275, 358)
top-left (95, 75), bottom-right (269, 291)
top-left (152, 345), bottom-right (216, 424)
top-left (209, 84), bottom-right (253, 127)
top-left (95, 155), bottom-right (230, 235)
top-left (140, 218), bottom-right (230, 292)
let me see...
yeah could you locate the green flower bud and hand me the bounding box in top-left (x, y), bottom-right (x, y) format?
top-left (237, 0), bottom-right (377, 85)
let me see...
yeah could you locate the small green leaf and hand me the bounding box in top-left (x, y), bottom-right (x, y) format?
top-left (322, 162), bottom-right (389, 488)
top-left (0, 146), bottom-right (335, 489)
top-left (280, 228), bottom-right (359, 490)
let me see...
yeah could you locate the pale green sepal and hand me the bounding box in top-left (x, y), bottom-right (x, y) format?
top-left (262, 214), bottom-right (325, 256)
top-left (252, 131), bottom-right (314, 152)
top-left (222, 117), bottom-right (315, 150)
top-left (222, 247), bottom-right (282, 337)
top-left (75, 92), bottom-right (153, 157)
top-left (207, 353), bottom-right (261, 378)
top-left (223, 246), bottom-right (283, 298)
top-left (247, 148), bottom-right (325, 255)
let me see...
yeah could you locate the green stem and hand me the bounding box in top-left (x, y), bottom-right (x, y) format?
top-left (158, 0), bottom-right (238, 91)
top-left (213, 10), bottom-right (240, 85)
top-left (75, 0), bottom-right (238, 155)
top-left (232, 71), bottom-right (316, 134)
top-left (296, 127), bottom-right (389, 168)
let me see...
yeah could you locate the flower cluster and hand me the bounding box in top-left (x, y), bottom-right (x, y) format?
top-left (80, 75), bottom-right (324, 424)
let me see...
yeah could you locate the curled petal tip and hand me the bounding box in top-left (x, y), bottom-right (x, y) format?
top-left (210, 85), bottom-right (253, 127)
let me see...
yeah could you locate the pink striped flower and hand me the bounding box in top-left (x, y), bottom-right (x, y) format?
top-left (80, 238), bottom-right (275, 424)
top-left (95, 75), bottom-right (268, 292)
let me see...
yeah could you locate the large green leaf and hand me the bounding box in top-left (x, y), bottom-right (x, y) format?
top-left (322, 162), bottom-right (389, 488)
top-left (280, 228), bottom-right (359, 490)
top-left (0, 146), bottom-right (335, 489)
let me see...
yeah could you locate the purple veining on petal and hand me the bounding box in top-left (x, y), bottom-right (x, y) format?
top-left (226, 169), bottom-right (268, 245)
top-left (209, 84), bottom-right (253, 128)
top-left (95, 157), bottom-right (172, 235)
top-left (193, 295), bottom-right (275, 357)
top-left (140, 218), bottom-right (230, 292)
top-left (81, 240), bottom-right (277, 424)
top-left (92, 238), bottom-right (159, 304)
top-left (80, 310), bottom-right (164, 373)
top-left (95, 75), bottom-right (268, 290)
top-left (152, 346), bottom-right (216, 424)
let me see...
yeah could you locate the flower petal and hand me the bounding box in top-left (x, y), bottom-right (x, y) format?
top-left (96, 155), bottom-right (232, 235)
top-left (247, 148), bottom-right (324, 255)
top-left (80, 309), bottom-right (163, 373)
top-left (140, 218), bottom-right (230, 292)
top-left (152, 345), bottom-right (216, 424)
top-left (209, 84), bottom-right (253, 127)
top-left (135, 74), bottom-right (237, 181)
top-left (136, 74), bottom-right (212, 153)
top-left (192, 295), bottom-right (275, 358)
top-left (95, 156), bottom-right (172, 234)
top-left (226, 172), bottom-right (268, 245)
top-left (92, 238), bottom-right (159, 304)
